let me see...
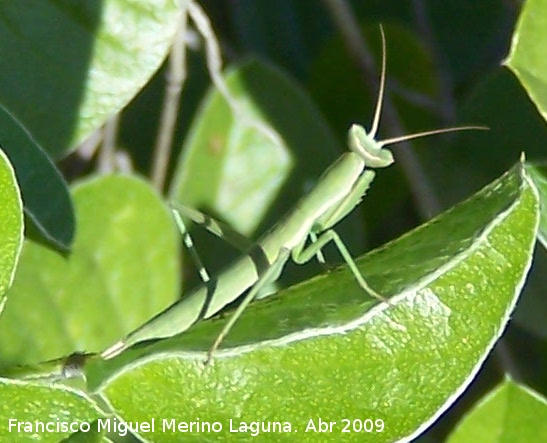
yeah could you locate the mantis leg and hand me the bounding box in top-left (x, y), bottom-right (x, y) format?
top-left (171, 208), bottom-right (211, 283)
top-left (307, 170), bottom-right (377, 269)
top-left (207, 247), bottom-right (291, 362)
top-left (293, 229), bottom-right (386, 302)
top-left (308, 231), bottom-right (326, 264)
top-left (170, 203), bottom-right (253, 252)
top-left (170, 204), bottom-right (254, 283)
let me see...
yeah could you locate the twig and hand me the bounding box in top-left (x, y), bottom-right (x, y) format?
top-left (151, 2), bottom-right (188, 192)
top-left (76, 127), bottom-right (103, 161)
top-left (98, 114), bottom-right (119, 174)
top-left (187, 0), bottom-right (284, 152)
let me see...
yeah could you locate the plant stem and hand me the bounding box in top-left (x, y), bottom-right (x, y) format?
top-left (98, 114), bottom-right (119, 174)
top-left (151, 2), bottom-right (188, 193)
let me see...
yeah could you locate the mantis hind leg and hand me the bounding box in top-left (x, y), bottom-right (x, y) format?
top-left (207, 247), bottom-right (291, 363)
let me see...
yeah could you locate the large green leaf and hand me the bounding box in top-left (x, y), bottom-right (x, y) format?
top-left (446, 378), bottom-right (547, 443)
top-left (505, 0), bottom-right (547, 121)
top-left (85, 162), bottom-right (538, 442)
top-left (0, 175), bottom-right (180, 367)
top-left (0, 0), bottom-right (179, 157)
top-left (0, 378), bottom-right (105, 443)
top-left (418, 69), bottom-right (547, 340)
top-left (0, 104), bottom-right (74, 250)
top-left (62, 421), bottom-right (108, 443)
top-left (0, 148), bottom-right (23, 315)
top-left (513, 164), bottom-right (547, 341)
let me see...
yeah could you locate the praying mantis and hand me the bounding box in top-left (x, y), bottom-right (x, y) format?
top-left (101, 27), bottom-right (486, 362)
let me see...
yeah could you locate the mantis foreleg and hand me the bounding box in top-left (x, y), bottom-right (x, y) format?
top-left (171, 204), bottom-right (257, 284)
top-left (294, 229), bottom-right (384, 301)
top-left (171, 204), bottom-right (254, 252)
top-left (308, 231), bottom-right (326, 264)
top-left (172, 209), bottom-right (211, 283)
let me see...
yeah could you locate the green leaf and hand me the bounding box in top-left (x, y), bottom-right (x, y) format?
top-left (446, 378), bottom-right (547, 443)
top-left (0, 0), bottom-right (179, 157)
top-left (0, 148), bottom-right (23, 315)
top-left (169, 59), bottom-right (365, 286)
top-left (509, 164), bottom-right (547, 339)
top-left (0, 378), bottom-right (105, 443)
top-left (524, 164), bottom-right (547, 248)
top-left (504, 0), bottom-right (547, 121)
top-left (418, 69), bottom-right (547, 340)
top-left (88, 163), bottom-right (538, 442)
top-left (0, 103), bottom-right (75, 250)
top-left (0, 175), bottom-right (180, 366)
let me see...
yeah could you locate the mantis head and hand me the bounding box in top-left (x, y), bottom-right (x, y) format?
top-left (347, 26), bottom-right (487, 171)
top-left (348, 124), bottom-right (395, 168)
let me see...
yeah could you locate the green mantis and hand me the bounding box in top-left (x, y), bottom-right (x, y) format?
top-left (101, 27), bottom-right (486, 362)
